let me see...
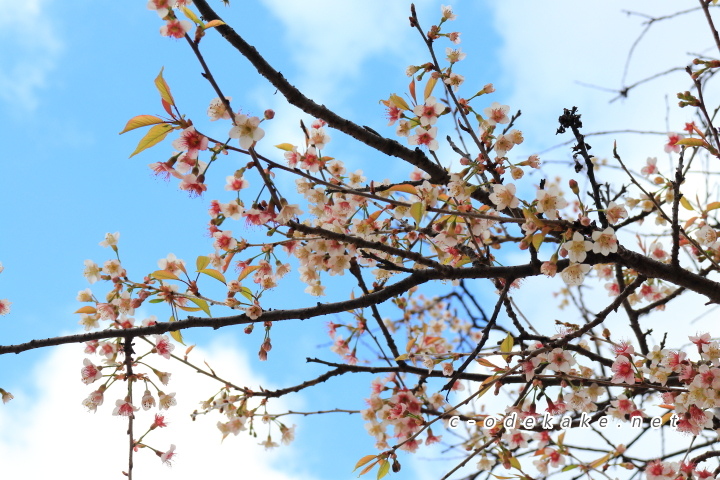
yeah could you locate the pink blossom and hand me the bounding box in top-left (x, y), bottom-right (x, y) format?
top-left (483, 102), bottom-right (510, 126)
top-left (560, 263), bottom-right (591, 286)
top-left (664, 133), bottom-right (684, 153)
top-left (112, 399), bottom-right (139, 416)
top-left (155, 335), bottom-right (175, 359)
top-left (408, 126), bottom-right (439, 151)
top-left (605, 201), bottom-right (628, 224)
top-left (641, 157), bottom-right (658, 176)
top-left (160, 444), bottom-right (177, 465)
top-left (592, 227), bottom-right (618, 255)
top-left (172, 127), bottom-right (208, 157)
top-left (610, 356), bottom-right (636, 384)
top-left (160, 19), bottom-right (192, 39)
top-left (81, 359), bottom-right (102, 385)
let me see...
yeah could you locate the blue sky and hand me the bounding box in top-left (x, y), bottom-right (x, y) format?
top-left (0, 1), bottom-right (714, 479)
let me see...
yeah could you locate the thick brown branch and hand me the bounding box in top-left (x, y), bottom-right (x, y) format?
top-left (192, 0), bottom-right (449, 184)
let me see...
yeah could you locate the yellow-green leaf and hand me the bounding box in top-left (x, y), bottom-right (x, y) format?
top-left (188, 297), bottom-right (211, 316)
top-left (181, 6), bottom-right (202, 25)
top-left (386, 184), bottom-right (418, 195)
top-left (410, 201), bottom-right (425, 224)
top-left (509, 457), bottom-right (521, 470)
top-left (675, 137), bottom-right (707, 148)
top-left (275, 143), bottom-right (296, 151)
top-left (129, 123), bottom-right (173, 158)
top-left (532, 232), bottom-right (546, 250)
top-left (204, 19), bottom-right (226, 29)
top-left (169, 315), bottom-right (185, 345)
top-left (588, 453), bottom-right (611, 469)
top-left (680, 196), bottom-right (694, 211)
top-left (199, 268), bottom-right (226, 284)
top-left (376, 460), bottom-right (390, 480)
top-left (154, 67), bottom-right (175, 107)
top-left (176, 305), bottom-right (202, 312)
top-left (239, 286), bottom-right (254, 301)
top-left (196, 255), bottom-right (211, 271)
top-left (500, 333), bottom-right (514, 353)
top-left (75, 306), bottom-right (97, 314)
top-left (395, 354), bottom-right (409, 361)
top-left (389, 93), bottom-right (410, 111)
top-left (152, 270), bottom-right (180, 281)
top-left (238, 265), bottom-right (259, 282)
top-left (358, 460), bottom-right (379, 477)
top-left (561, 465), bottom-right (578, 472)
top-left (354, 455), bottom-right (378, 471)
top-left (119, 115), bottom-right (166, 135)
top-left (424, 76), bottom-right (438, 100)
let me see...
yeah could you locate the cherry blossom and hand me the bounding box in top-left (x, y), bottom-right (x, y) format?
top-left (160, 19), bottom-right (192, 39)
top-left (160, 444), bottom-right (177, 465)
top-left (440, 5), bottom-right (457, 21)
top-left (564, 232), bottom-right (592, 263)
top-left (112, 399), bottom-right (139, 416)
top-left (81, 359), bottom-right (102, 385)
top-left (207, 96), bottom-right (232, 121)
top-left (172, 126), bottom-right (208, 158)
top-left (413, 96), bottom-right (445, 127)
top-left (605, 201), bottom-right (628, 224)
top-left (154, 335), bottom-right (175, 359)
top-left (641, 157), bottom-right (658, 176)
top-left (592, 227), bottom-right (618, 255)
top-left (408, 126), bottom-right (439, 151)
top-left (610, 356), bottom-right (636, 384)
top-left (483, 102), bottom-right (510, 126)
top-left (560, 263), bottom-right (591, 286)
top-left (664, 132), bottom-right (684, 153)
top-left (0, 300), bottom-right (10, 316)
top-left (535, 185), bottom-right (568, 220)
top-left (229, 114), bottom-right (265, 149)
top-left (488, 183), bottom-right (519, 210)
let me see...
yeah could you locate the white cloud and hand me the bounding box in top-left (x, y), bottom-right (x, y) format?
top-left (0, 0), bottom-right (63, 111)
top-left (0, 340), bottom-right (316, 480)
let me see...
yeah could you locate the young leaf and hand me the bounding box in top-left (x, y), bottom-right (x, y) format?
top-left (409, 78), bottom-right (417, 104)
top-left (377, 460), bottom-right (390, 480)
top-left (239, 286), bottom-right (254, 301)
top-left (129, 123), bottom-right (173, 158)
top-left (168, 316), bottom-right (185, 345)
top-left (237, 265), bottom-right (259, 282)
top-left (424, 76), bottom-right (438, 100)
top-left (389, 93), bottom-right (410, 111)
top-left (410, 201), bottom-right (425, 224)
top-left (679, 196), bottom-right (694, 211)
top-left (188, 297), bottom-right (211, 316)
top-left (386, 184), bottom-right (418, 195)
top-left (204, 19), bottom-right (226, 29)
top-left (353, 455), bottom-right (378, 471)
top-left (198, 268), bottom-right (227, 284)
top-left (119, 115), bottom-right (166, 135)
top-left (151, 270), bottom-right (180, 281)
top-left (500, 333), bottom-right (514, 353)
top-left (176, 305), bottom-right (202, 312)
top-left (74, 306), bottom-right (97, 314)
top-left (196, 255), bottom-right (211, 271)
top-left (154, 67), bottom-right (175, 107)
top-left (275, 143), bottom-right (296, 151)
top-left (181, 6), bottom-right (202, 25)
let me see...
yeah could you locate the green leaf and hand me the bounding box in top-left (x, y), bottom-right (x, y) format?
top-left (196, 255), bottom-right (211, 271)
top-left (376, 460), bottom-right (390, 480)
top-left (562, 465), bottom-right (578, 472)
top-left (189, 297), bottom-right (211, 316)
top-left (151, 270), bottom-right (180, 281)
top-left (168, 315), bottom-right (185, 345)
top-left (500, 332), bottom-right (514, 353)
top-left (239, 286), bottom-right (254, 301)
top-left (410, 201), bottom-right (425, 224)
top-left (129, 123), bottom-right (173, 158)
top-left (180, 6), bottom-right (202, 25)
top-left (199, 268), bottom-right (226, 284)
top-left (154, 67), bottom-right (175, 107)
top-left (119, 115), bottom-right (166, 134)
